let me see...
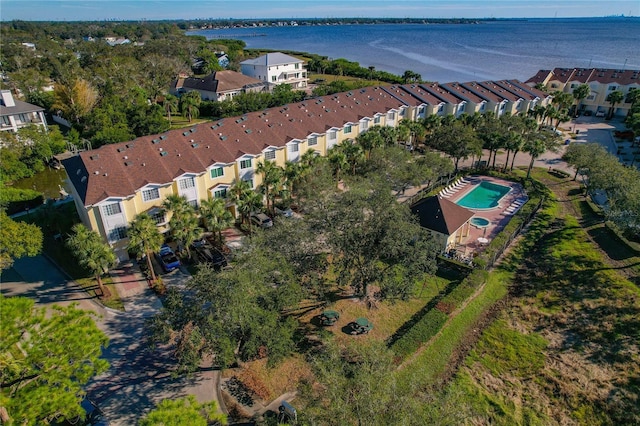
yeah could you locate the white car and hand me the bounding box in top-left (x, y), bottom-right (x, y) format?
top-left (595, 110), bottom-right (606, 117)
top-left (274, 206), bottom-right (294, 218)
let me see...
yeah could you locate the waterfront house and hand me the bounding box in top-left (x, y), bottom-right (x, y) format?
top-left (62, 80), bottom-right (551, 260)
top-left (526, 67), bottom-right (640, 117)
top-left (240, 52), bottom-right (308, 91)
top-left (171, 71), bottom-right (265, 101)
top-left (0, 90), bottom-right (47, 133)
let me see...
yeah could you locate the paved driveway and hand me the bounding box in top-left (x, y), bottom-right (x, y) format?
top-left (2, 256), bottom-right (218, 425)
top-left (1, 255), bottom-right (107, 315)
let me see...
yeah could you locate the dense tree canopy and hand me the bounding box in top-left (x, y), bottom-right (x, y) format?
top-left (0, 296), bottom-right (109, 425)
top-left (139, 395), bottom-right (226, 426)
top-left (0, 211), bottom-right (43, 270)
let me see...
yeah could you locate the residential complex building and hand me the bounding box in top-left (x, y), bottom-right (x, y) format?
top-left (240, 52), bottom-right (308, 90)
top-left (62, 79), bottom-right (549, 260)
top-left (0, 90), bottom-right (48, 133)
top-left (526, 67), bottom-right (640, 116)
top-left (171, 70), bottom-right (265, 101)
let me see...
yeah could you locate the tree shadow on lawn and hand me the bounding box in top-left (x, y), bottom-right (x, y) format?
top-left (513, 222), bottom-right (640, 367)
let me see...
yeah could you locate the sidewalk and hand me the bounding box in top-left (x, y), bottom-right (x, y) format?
top-left (109, 261), bottom-right (162, 316)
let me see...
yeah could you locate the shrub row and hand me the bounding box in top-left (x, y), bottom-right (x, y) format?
top-left (390, 269), bottom-right (488, 361)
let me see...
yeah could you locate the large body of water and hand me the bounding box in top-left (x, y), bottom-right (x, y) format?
top-left (189, 18), bottom-right (640, 83)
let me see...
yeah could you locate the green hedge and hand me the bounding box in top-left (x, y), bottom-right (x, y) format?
top-left (0, 187), bottom-right (43, 215)
top-left (390, 269), bottom-right (488, 361)
top-left (391, 310), bottom-right (449, 359)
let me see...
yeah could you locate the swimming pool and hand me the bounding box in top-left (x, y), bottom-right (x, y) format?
top-left (470, 217), bottom-right (490, 228)
top-left (456, 181), bottom-right (511, 210)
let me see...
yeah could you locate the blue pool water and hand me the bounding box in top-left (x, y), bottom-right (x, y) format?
top-left (470, 217), bottom-right (490, 228)
top-left (457, 181), bottom-right (511, 210)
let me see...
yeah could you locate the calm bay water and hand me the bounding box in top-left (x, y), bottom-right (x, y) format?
top-left (189, 18), bottom-right (640, 83)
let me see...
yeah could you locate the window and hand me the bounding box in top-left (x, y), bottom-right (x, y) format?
top-left (240, 158), bottom-right (252, 169)
top-left (151, 211), bottom-right (166, 225)
top-left (570, 83), bottom-right (577, 88)
top-left (459, 103), bottom-right (466, 112)
top-left (328, 131), bottom-right (337, 140)
top-left (142, 188), bottom-right (160, 202)
top-left (399, 108), bottom-right (406, 116)
top-left (438, 105), bottom-right (444, 113)
top-left (109, 226), bottom-right (127, 241)
top-left (295, 63), bottom-right (299, 69)
top-left (374, 116), bottom-right (381, 124)
top-left (103, 202), bottom-right (121, 216)
top-left (213, 187), bottom-right (227, 199)
top-left (308, 136), bottom-right (318, 146)
top-left (188, 200), bottom-right (198, 208)
top-left (387, 112), bottom-right (396, 120)
top-left (264, 150), bottom-right (276, 160)
top-left (179, 177), bottom-right (195, 190)
top-left (1, 116), bottom-right (11, 126)
top-left (289, 143), bottom-right (299, 152)
top-left (344, 125), bottom-right (352, 134)
top-left (272, 76), bottom-right (277, 82)
top-left (608, 85), bottom-right (617, 91)
top-left (480, 103), bottom-right (486, 111)
top-left (500, 103), bottom-right (506, 111)
top-left (210, 167), bottom-right (224, 178)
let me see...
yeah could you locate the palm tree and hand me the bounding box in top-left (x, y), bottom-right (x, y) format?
top-left (341, 141), bottom-right (365, 175)
top-left (67, 224), bottom-right (117, 296)
top-left (229, 179), bottom-right (253, 225)
top-left (606, 90), bottom-right (624, 120)
top-left (328, 146), bottom-right (348, 186)
top-left (523, 129), bottom-right (560, 179)
top-left (256, 160), bottom-right (283, 215)
top-left (163, 94), bottom-right (179, 125)
top-left (127, 213), bottom-right (164, 283)
top-left (356, 128), bottom-right (384, 160)
top-left (572, 84), bottom-right (590, 115)
top-left (180, 91), bottom-right (201, 122)
top-left (200, 197), bottom-right (234, 245)
top-left (236, 190), bottom-right (263, 234)
top-left (163, 195), bottom-right (200, 258)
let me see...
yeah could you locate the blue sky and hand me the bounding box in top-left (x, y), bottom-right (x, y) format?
top-left (1, 0), bottom-right (639, 21)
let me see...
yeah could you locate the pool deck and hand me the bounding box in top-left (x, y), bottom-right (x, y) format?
top-left (440, 175), bottom-right (528, 256)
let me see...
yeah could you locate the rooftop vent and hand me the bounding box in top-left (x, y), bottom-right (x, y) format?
top-left (124, 162), bottom-right (132, 166)
top-left (160, 151), bottom-right (168, 157)
top-left (191, 143), bottom-right (199, 148)
top-left (151, 139), bottom-right (159, 144)
top-left (117, 147), bottom-right (125, 152)
top-left (160, 135), bottom-right (167, 140)
top-left (183, 131), bottom-right (190, 136)
top-left (90, 155), bottom-right (99, 160)
top-left (126, 143), bottom-right (134, 149)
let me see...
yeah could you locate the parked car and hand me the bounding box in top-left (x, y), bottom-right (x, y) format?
top-left (595, 110), bottom-right (606, 117)
top-left (56, 398), bottom-right (110, 425)
top-left (191, 239), bottom-right (228, 270)
top-left (274, 206), bottom-right (294, 218)
top-left (250, 212), bottom-right (273, 228)
top-left (156, 244), bottom-right (180, 272)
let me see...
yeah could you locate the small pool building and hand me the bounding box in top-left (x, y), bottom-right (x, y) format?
top-left (411, 195), bottom-right (474, 252)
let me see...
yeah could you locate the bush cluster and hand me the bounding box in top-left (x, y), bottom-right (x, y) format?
top-left (0, 187), bottom-right (43, 215)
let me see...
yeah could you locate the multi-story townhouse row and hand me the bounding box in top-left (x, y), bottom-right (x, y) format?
top-left (62, 80), bottom-right (550, 260)
top-left (170, 70), bottom-right (266, 102)
top-left (0, 90), bottom-right (48, 133)
top-left (240, 52), bottom-right (308, 91)
top-left (526, 67), bottom-right (640, 116)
